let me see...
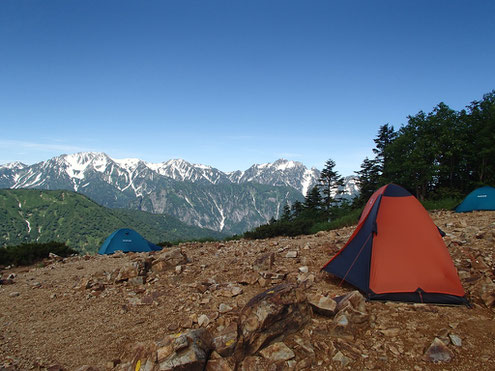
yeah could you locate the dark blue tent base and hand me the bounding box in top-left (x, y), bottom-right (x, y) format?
top-left (368, 292), bottom-right (469, 306)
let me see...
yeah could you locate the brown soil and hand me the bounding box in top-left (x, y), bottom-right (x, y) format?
top-left (1, 210), bottom-right (494, 370)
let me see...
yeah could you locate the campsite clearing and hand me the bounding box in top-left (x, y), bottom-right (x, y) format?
top-left (0, 210), bottom-right (494, 370)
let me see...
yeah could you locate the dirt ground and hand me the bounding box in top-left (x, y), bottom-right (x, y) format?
top-left (1, 210), bottom-right (494, 370)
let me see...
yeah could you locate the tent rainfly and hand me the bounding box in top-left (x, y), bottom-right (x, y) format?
top-left (455, 186), bottom-right (495, 213)
top-left (98, 228), bottom-right (162, 255)
top-left (322, 184), bottom-right (467, 305)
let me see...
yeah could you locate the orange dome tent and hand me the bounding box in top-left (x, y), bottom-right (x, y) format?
top-left (322, 184), bottom-right (467, 305)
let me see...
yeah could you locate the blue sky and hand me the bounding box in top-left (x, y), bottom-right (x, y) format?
top-left (1, 0), bottom-right (494, 175)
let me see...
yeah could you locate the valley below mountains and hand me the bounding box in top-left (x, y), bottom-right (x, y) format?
top-left (0, 152), bottom-right (359, 235)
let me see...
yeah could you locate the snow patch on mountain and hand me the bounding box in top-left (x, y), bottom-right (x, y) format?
top-left (113, 157), bottom-right (142, 171)
top-left (1, 152), bottom-right (361, 233)
top-left (273, 159), bottom-right (297, 171)
top-left (301, 169), bottom-right (315, 197)
top-left (0, 161), bottom-right (27, 170)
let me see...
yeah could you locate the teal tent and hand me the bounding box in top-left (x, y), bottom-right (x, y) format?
top-left (98, 228), bottom-right (162, 254)
top-left (455, 186), bottom-right (495, 213)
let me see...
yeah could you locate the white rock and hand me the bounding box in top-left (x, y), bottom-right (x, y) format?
top-left (218, 303), bottom-right (233, 313)
top-left (286, 251), bottom-right (298, 258)
top-left (449, 334), bottom-right (462, 347)
top-left (198, 314), bottom-right (210, 327)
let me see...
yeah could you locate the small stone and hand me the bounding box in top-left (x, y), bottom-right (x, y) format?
top-left (449, 334), bottom-right (462, 347)
top-left (219, 304), bottom-right (233, 313)
top-left (259, 342), bottom-right (295, 361)
top-left (176, 265), bottom-right (183, 274)
top-left (9, 292), bottom-right (20, 297)
top-left (332, 351), bottom-right (351, 367)
top-left (258, 277), bottom-right (267, 287)
top-left (231, 286), bottom-right (243, 297)
top-left (128, 276), bottom-right (146, 286)
top-left (286, 251), bottom-right (298, 258)
top-left (424, 337), bottom-right (454, 363)
top-left (198, 314), bottom-right (210, 327)
top-left (380, 328), bottom-right (400, 337)
top-left (298, 266), bottom-right (309, 273)
top-left (48, 252), bottom-right (61, 260)
top-left (335, 314), bottom-right (349, 327)
top-left (253, 253), bottom-right (275, 271)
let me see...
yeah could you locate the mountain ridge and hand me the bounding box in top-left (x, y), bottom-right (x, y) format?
top-left (0, 152), bottom-right (359, 234)
top-left (0, 188), bottom-right (225, 252)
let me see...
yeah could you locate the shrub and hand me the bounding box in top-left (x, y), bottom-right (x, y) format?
top-left (0, 242), bottom-right (78, 267)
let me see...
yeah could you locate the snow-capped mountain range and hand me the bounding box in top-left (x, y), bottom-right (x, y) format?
top-left (0, 152), bottom-right (359, 234)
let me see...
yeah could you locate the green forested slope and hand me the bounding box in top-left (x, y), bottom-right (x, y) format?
top-left (0, 189), bottom-right (225, 253)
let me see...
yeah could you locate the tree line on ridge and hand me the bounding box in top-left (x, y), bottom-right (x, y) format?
top-left (243, 90), bottom-right (495, 239)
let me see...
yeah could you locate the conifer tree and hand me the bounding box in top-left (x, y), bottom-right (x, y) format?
top-left (281, 203), bottom-right (292, 221)
top-left (291, 200), bottom-right (304, 217)
top-left (355, 157), bottom-right (381, 206)
top-left (318, 159), bottom-right (344, 210)
top-left (304, 186), bottom-right (323, 211)
top-left (373, 124), bottom-right (396, 180)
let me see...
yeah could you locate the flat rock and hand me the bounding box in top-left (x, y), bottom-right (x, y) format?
top-left (219, 303), bottom-right (233, 313)
top-left (308, 294), bottom-right (337, 316)
top-left (298, 266), bottom-right (309, 273)
top-left (380, 328), bottom-right (400, 337)
top-left (198, 314), bottom-right (210, 327)
top-left (286, 250), bottom-right (298, 258)
top-left (259, 342), bottom-right (295, 361)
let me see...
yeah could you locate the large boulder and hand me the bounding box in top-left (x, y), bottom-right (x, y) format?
top-left (233, 283), bottom-right (312, 363)
top-left (307, 294), bottom-right (337, 317)
top-left (115, 259), bottom-right (150, 282)
top-left (330, 291), bottom-right (369, 339)
top-left (122, 329), bottom-right (212, 371)
top-left (334, 290), bottom-right (368, 324)
top-left (156, 329), bottom-right (213, 370)
top-left (151, 248), bottom-right (188, 273)
top-left (212, 323), bottom-right (238, 357)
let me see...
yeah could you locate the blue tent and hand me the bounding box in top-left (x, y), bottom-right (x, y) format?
top-left (98, 228), bottom-right (162, 254)
top-left (455, 186), bottom-right (495, 213)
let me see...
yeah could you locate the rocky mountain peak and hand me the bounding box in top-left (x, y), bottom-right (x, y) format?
top-left (0, 161), bottom-right (27, 170)
top-left (0, 152), bottom-right (359, 233)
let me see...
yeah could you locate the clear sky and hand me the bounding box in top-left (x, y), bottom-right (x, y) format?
top-left (1, 0), bottom-right (494, 175)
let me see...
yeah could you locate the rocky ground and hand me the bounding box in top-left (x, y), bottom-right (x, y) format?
top-left (0, 210), bottom-right (494, 370)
